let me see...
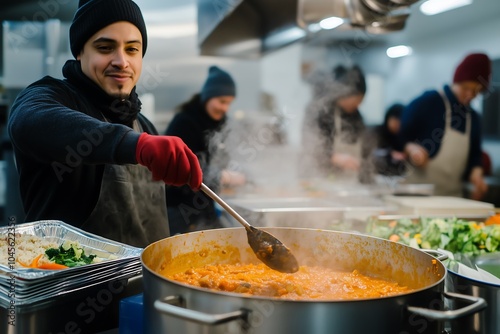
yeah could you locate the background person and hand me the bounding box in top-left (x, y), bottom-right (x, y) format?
top-left (7, 0), bottom-right (202, 247)
top-left (165, 66), bottom-right (246, 235)
top-left (399, 53), bottom-right (491, 199)
top-left (299, 65), bottom-right (367, 183)
top-left (360, 103), bottom-right (407, 183)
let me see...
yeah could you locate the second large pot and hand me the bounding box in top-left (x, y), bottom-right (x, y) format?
top-left (445, 253), bottom-right (500, 334)
top-left (142, 227), bottom-right (485, 334)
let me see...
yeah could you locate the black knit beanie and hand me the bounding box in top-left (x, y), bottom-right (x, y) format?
top-left (332, 65), bottom-right (367, 96)
top-left (200, 66), bottom-right (236, 103)
top-left (69, 0), bottom-right (148, 58)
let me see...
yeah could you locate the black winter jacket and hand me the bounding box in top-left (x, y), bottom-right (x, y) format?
top-left (8, 61), bottom-right (157, 225)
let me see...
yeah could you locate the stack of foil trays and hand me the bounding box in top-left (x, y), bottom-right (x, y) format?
top-left (0, 220), bottom-right (142, 307)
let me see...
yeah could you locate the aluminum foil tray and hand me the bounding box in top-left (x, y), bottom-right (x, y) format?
top-left (0, 220), bottom-right (143, 280)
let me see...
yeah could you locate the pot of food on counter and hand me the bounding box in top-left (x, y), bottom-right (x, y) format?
top-left (141, 227), bottom-right (486, 334)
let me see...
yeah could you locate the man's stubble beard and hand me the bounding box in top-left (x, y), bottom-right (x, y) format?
top-left (113, 84), bottom-right (129, 100)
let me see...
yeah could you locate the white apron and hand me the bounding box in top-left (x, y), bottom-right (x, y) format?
top-left (405, 90), bottom-right (470, 197)
top-left (332, 109), bottom-right (362, 183)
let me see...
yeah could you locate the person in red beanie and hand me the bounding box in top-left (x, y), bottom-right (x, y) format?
top-left (399, 53), bottom-right (491, 199)
top-left (7, 0), bottom-right (202, 247)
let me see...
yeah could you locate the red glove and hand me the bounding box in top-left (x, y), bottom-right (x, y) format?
top-left (135, 133), bottom-right (202, 190)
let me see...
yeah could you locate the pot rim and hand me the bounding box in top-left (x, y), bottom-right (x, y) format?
top-left (141, 227), bottom-right (447, 302)
top-left (447, 268), bottom-right (500, 288)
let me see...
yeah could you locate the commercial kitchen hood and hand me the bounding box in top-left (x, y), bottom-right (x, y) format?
top-left (197, 0), bottom-right (420, 58)
top-left (197, 0), bottom-right (300, 59)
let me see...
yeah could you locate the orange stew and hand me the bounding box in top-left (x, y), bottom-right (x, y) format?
top-left (163, 263), bottom-right (413, 300)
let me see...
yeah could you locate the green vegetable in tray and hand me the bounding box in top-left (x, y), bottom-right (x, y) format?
top-left (45, 240), bottom-right (96, 267)
top-left (367, 217), bottom-right (500, 256)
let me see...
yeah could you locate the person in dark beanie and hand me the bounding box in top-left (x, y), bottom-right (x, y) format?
top-left (7, 0), bottom-right (202, 247)
top-left (299, 64), bottom-right (367, 182)
top-left (164, 66), bottom-right (246, 235)
top-left (400, 52), bottom-right (491, 199)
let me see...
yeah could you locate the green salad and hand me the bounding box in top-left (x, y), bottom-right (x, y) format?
top-left (45, 240), bottom-right (96, 267)
top-left (367, 217), bottom-right (500, 256)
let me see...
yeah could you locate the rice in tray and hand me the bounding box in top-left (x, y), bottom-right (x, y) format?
top-left (0, 233), bottom-right (59, 268)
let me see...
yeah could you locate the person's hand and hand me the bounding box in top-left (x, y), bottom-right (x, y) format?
top-left (220, 170), bottom-right (246, 187)
top-left (469, 167), bottom-right (488, 200)
top-left (405, 143), bottom-right (429, 167)
top-left (135, 133), bottom-right (202, 190)
top-left (331, 153), bottom-right (360, 171)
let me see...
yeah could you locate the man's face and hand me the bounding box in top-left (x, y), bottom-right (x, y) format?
top-left (452, 81), bottom-right (484, 106)
top-left (77, 21), bottom-right (143, 99)
top-left (205, 96), bottom-right (235, 121)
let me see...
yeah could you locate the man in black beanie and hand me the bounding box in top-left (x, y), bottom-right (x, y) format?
top-left (7, 0), bottom-right (203, 247)
top-left (70, 0), bottom-right (148, 58)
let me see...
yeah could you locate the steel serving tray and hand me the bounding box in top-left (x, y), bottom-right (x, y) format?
top-left (0, 263), bottom-right (141, 295)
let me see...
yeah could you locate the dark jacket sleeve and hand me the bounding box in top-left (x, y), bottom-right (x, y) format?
top-left (464, 111), bottom-right (483, 180)
top-left (399, 90), bottom-right (445, 158)
top-left (8, 78), bottom-right (140, 165)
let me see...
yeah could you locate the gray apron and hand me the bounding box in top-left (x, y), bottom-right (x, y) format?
top-left (405, 90), bottom-right (470, 197)
top-left (331, 109), bottom-right (362, 183)
top-left (81, 120), bottom-right (169, 247)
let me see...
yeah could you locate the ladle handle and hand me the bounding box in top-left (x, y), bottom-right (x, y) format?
top-left (200, 183), bottom-right (251, 230)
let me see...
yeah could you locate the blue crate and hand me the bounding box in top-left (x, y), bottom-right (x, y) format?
top-left (119, 293), bottom-right (143, 334)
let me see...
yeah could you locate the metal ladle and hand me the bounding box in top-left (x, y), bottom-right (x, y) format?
top-left (200, 183), bottom-right (299, 273)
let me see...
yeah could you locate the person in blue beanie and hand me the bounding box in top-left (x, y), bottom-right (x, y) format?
top-left (400, 53), bottom-right (491, 199)
top-left (165, 66), bottom-right (246, 235)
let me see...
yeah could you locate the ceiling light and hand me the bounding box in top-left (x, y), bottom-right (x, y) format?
top-left (386, 45), bottom-right (413, 58)
top-left (147, 23), bottom-right (197, 39)
top-left (319, 17), bottom-right (344, 30)
top-left (420, 0), bottom-right (473, 16)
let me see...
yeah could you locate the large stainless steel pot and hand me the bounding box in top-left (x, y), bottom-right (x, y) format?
top-left (446, 254), bottom-right (500, 334)
top-left (141, 227), bottom-right (486, 334)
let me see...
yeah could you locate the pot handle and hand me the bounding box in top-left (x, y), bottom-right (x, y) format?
top-left (421, 249), bottom-right (448, 262)
top-left (407, 291), bottom-right (486, 320)
top-left (154, 295), bottom-right (249, 325)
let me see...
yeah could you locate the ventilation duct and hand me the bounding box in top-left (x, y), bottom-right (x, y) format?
top-left (298, 0), bottom-right (420, 33)
top-left (197, 0), bottom-right (421, 58)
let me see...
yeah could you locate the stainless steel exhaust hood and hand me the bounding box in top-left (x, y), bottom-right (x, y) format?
top-left (197, 0), bottom-right (420, 58)
top-left (298, 0), bottom-right (422, 31)
top-left (197, 0), bottom-right (300, 59)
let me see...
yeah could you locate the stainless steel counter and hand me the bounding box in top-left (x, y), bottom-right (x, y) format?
top-left (222, 195), bottom-right (397, 233)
